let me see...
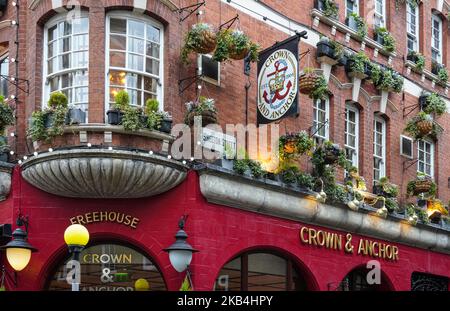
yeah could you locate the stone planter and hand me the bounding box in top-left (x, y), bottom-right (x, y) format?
top-left (0, 161), bottom-right (14, 201)
top-left (160, 118), bottom-right (173, 134)
top-left (107, 110), bottom-right (124, 125)
top-left (65, 108), bottom-right (86, 125)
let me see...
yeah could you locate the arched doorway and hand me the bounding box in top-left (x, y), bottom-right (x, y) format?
top-left (337, 266), bottom-right (392, 291)
top-left (213, 250), bottom-right (313, 291)
top-left (46, 243), bottom-right (166, 291)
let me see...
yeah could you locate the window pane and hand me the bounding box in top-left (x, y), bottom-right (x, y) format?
top-left (215, 257), bottom-right (241, 291)
top-left (61, 73), bottom-right (71, 88)
top-left (61, 22), bottom-right (71, 36)
top-left (72, 18), bottom-right (88, 34)
top-left (144, 77), bottom-right (157, 93)
top-left (61, 38), bottom-right (71, 53)
top-left (48, 42), bottom-right (56, 58)
top-left (73, 34), bottom-right (88, 51)
top-left (74, 87), bottom-right (88, 103)
top-left (109, 70), bottom-right (127, 87)
top-left (129, 20), bottom-right (145, 38)
top-left (128, 89), bottom-right (140, 106)
top-left (109, 87), bottom-right (123, 102)
top-left (73, 51), bottom-right (88, 68)
top-left (248, 253), bottom-right (287, 291)
top-left (110, 18), bottom-right (126, 34)
top-left (146, 42), bottom-right (160, 58)
top-left (147, 25), bottom-right (160, 43)
top-left (128, 54), bottom-right (144, 71)
top-left (60, 54), bottom-right (70, 69)
top-left (110, 35), bottom-right (126, 50)
top-left (48, 25), bottom-right (57, 42)
top-left (129, 37), bottom-right (145, 54)
top-left (110, 51), bottom-right (126, 67)
top-left (126, 73), bottom-right (141, 90)
top-left (145, 58), bottom-right (159, 75)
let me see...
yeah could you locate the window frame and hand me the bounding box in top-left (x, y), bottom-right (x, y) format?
top-left (42, 12), bottom-right (90, 112)
top-left (0, 53), bottom-right (9, 98)
top-left (406, 0), bottom-right (419, 53)
top-left (374, 0), bottom-right (386, 28)
top-left (345, 103), bottom-right (359, 170)
top-left (417, 139), bottom-right (434, 178)
top-left (345, 0), bottom-right (359, 17)
top-left (313, 97), bottom-right (330, 145)
top-left (105, 11), bottom-right (164, 112)
top-left (198, 54), bottom-right (221, 86)
top-left (431, 14), bottom-right (443, 64)
top-left (373, 116), bottom-right (386, 182)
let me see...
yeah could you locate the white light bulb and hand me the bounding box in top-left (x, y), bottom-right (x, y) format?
top-left (182, 160), bottom-right (187, 165)
top-left (108, 147), bottom-right (113, 151)
top-left (168, 155), bottom-right (172, 159)
top-left (10, 95), bottom-right (16, 100)
top-left (11, 21), bottom-right (17, 26)
top-left (149, 151), bottom-right (154, 155)
top-left (48, 148), bottom-right (53, 152)
top-left (23, 156), bottom-right (27, 160)
top-left (9, 151), bottom-right (14, 155)
top-left (10, 58), bottom-right (16, 63)
top-left (197, 85), bottom-right (202, 90)
top-left (10, 132), bottom-right (15, 137)
top-left (10, 77), bottom-right (15, 81)
top-left (198, 10), bottom-right (203, 15)
top-left (18, 160), bottom-right (22, 164)
top-left (190, 157), bottom-right (194, 162)
top-left (197, 141), bottom-right (201, 146)
top-left (33, 152), bottom-right (38, 156)
top-left (12, 1), bottom-right (17, 7)
top-left (87, 143), bottom-right (92, 148)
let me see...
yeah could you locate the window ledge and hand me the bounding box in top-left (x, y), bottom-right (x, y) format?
top-left (405, 60), bottom-right (450, 91)
top-left (311, 9), bottom-right (396, 59)
top-left (198, 164), bottom-right (450, 255)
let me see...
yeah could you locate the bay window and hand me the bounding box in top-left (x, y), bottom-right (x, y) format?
top-left (417, 140), bottom-right (434, 177)
top-left (431, 15), bottom-right (443, 64)
top-left (373, 117), bottom-right (386, 182)
top-left (44, 14), bottom-right (89, 112)
top-left (313, 98), bottom-right (329, 145)
top-left (406, 1), bottom-right (419, 53)
top-left (106, 13), bottom-right (163, 109)
top-left (374, 0), bottom-right (386, 28)
top-left (345, 104), bottom-right (359, 170)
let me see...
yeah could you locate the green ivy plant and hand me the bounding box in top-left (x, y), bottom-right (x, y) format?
top-left (404, 112), bottom-right (443, 140)
top-left (374, 177), bottom-right (399, 198)
top-left (376, 69), bottom-right (404, 93)
top-left (233, 158), bottom-right (266, 178)
top-left (348, 52), bottom-right (370, 74)
top-left (437, 66), bottom-right (449, 85)
top-left (297, 172), bottom-right (315, 190)
top-left (312, 141), bottom-right (351, 176)
top-left (322, 0), bottom-right (339, 19)
top-left (385, 198), bottom-right (399, 213)
top-left (328, 39), bottom-right (344, 60)
top-left (310, 75), bottom-right (329, 100)
top-left (369, 63), bottom-right (382, 84)
top-left (213, 29), bottom-right (260, 63)
top-left (374, 27), bottom-right (396, 52)
top-left (408, 51), bottom-right (425, 72)
top-left (349, 13), bottom-right (368, 38)
top-left (0, 95), bottom-right (14, 137)
top-left (423, 93), bottom-right (446, 116)
top-left (279, 165), bottom-right (300, 185)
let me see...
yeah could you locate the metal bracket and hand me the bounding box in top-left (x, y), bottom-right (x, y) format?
top-left (403, 103), bottom-right (419, 119)
top-left (177, 1), bottom-right (206, 22)
top-left (309, 119), bottom-right (329, 138)
top-left (403, 158), bottom-right (418, 172)
top-left (178, 74), bottom-right (203, 94)
top-left (0, 75), bottom-right (30, 95)
top-left (219, 14), bottom-right (239, 30)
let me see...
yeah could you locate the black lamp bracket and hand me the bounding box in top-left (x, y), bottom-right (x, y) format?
top-left (178, 214), bottom-right (189, 230)
top-left (177, 1), bottom-right (206, 22)
top-left (309, 119), bottom-right (329, 138)
top-left (16, 213), bottom-right (29, 234)
top-left (0, 75), bottom-right (30, 95)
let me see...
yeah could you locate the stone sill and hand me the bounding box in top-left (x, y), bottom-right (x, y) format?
top-left (64, 123), bottom-right (175, 142)
top-left (405, 60), bottom-right (450, 92)
top-left (198, 164), bottom-right (450, 255)
top-left (311, 9), bottom-right (396, 59)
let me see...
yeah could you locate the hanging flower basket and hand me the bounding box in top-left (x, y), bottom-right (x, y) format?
top-left (299, 72), bottom-right (318, 95)
top-left (185, 97), bottom-right (218, 127)
top-left (186, 110), bottom-right (218, 127)
top-left (181, 23), bottom-right (217, 64)
top-left (229, 46), bottom-right (249, 60)
top-left (416, 119), bottom-right (433, 136)
top-left (414, 179), bottom-right (433, 195)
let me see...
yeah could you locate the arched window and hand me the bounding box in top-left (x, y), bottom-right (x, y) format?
top-left (345, 103), bottom-right (359, 170)
top-left (106, 12), bottom-right (163, 109)
top-left (406, 0), bottom-right (420, 53)
top-left (214, 251), bottom-right (310, 291)
top-left (373, 116), bottom-right (386, 182)
top-left (43, 13), bottom-right (89, 113)
top-left (47, 243), bottom-right (166, 291)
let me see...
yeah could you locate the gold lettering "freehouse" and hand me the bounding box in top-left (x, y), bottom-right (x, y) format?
top-left (300, 226), bottom-right (399, 262)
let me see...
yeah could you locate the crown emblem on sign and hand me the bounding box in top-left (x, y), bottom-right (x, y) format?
top-left (268, 65), bottom-right (286, 94)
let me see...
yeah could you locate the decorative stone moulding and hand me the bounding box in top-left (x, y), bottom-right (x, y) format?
top-left (199, 166), bottom-right (450, 255)
top-left (0, 162), bottom-right (15, 202)
top-left (21, 148), bottom-right (188, 199)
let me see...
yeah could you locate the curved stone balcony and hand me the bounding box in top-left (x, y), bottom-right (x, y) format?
top-left (21, 148), bottom-right (188, 199)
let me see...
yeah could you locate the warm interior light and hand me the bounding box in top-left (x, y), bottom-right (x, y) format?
top-left (6, 247), bottom-right (32, 272)
top-left (64, 224), bottom-right (90, 247)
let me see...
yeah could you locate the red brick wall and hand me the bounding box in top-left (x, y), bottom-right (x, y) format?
top-left (1, 0), bottom-right (450, 205)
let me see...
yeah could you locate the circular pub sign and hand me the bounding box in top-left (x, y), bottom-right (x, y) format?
top-left (257, 49), bottom-right (298, 122)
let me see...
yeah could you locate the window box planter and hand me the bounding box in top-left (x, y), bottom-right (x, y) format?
top-left (314, 0), bottom-right (339, 19)
top-left (407, 53), bottom-right (419, 63)
top-left (345, 59), bottom-right (369, 79)
top-left (431, 62), bottom-right (443, 76)
top-left (160, 117), bottom-right (173, 134)
top-left (65, 108), bottom-right (86, 125)
top-left (107, 110), bottom-right (124, 125)
top-left (316, 40), bottom-right (336, 60)
top-left (338, 53), bottom-right (348, 67)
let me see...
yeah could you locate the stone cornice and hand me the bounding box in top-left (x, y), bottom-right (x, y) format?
top-left (198, 166), bottom-right (450, 255)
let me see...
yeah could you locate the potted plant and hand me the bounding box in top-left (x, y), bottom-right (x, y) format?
top-left (345, 13), bottom-right (368, 38)
top-left (185, 96), bottom-right (218, 127)
top-left (65, 105), bottom-right (86, 125)
top-left (107, 90), bottom-right (129, 125)
top-left (437, 66), bottom-right (448, 86)
top-left (213, 29), bottom-right (260, 62)
top-left (312, 141), bottom-right (350, 171)
top-left (407, 172), bottom-right (437, 197)
top-left (122, 106), bottom-right (143, 132)
top-left (404, 112), bottom-right (442, 140)
top-left (279, 131), bottom-right (314, 160)
top-left (345, 52), bottom-right (370, 79)
top-left (405, 203), bottom-right (430, 224)
top-left (420, 92), bottom-right (446, 116)
top-left (314, 0), bottom-right (339, 19)
top-left (373, 27), bottom-right (396, 52)
top-left (144, 99), bottom-right (161, 130)
top-left (407, 51), bottom-right (425, 73)
top-left (373, 177), bottom-right (399, 198)
top-left (309, 75), bottom-right (329, 100)
top-left (181, 23), bottom-right (217, 64)
top-left (0, 96), bottom-right (13, 161)
top-left (159, 111), bottom-right (173, 134)
top-left (316, 37), bottom-right (343, 63)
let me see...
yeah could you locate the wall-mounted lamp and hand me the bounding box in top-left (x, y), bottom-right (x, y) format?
top-left (164, 216), bottom-right (198, 273)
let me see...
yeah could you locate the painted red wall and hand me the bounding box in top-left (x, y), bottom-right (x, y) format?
top-left (0, 168), bottom-right (450, 291)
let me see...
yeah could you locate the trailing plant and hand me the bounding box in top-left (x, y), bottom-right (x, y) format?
top-left (423, 93), bottom-right (446, 116)
top-left (348, 52), bottom-right (370, 74)
top-left (185, 96), bottom-right (217, 116)
top-left (28, 110), bottom-right (48, 142)
top-left (309, 75), bottom-right (329, 100)
top-left (322, 0), bottom-right (339, 19)
top-left (437, 66), bottom-right (449, 85)
top-left (181, 23), bottom-right (216, 64)
top-left (233, 159), bottom-right (249, 175)
top-left (324, 38), bottom-right (344, 60)
top-left (375, 177), bottom-right (399, 198)
top-left (297, 172), bottom-right (315, 190)
top-left (349, 12), bottom-right (368, 38)
top-left (405, 203), bottom-right (430, 224)
top-left (312, 141), bottom-right (351, 175)
top-left (368, 63), bottom-right (382, 85)
top-left (279, 165), bottom-right (300, 184)
top-left (385, 198), bottom-right (399, 213)
top-left (213, 30), bottom-right (260, 63)
top-left (248, 160), bottom-right (265, 178)
top-left (404, 112), bottom-right (442, 140)
top-left (279, 131), bottom-right (314, 160)
top-left (376, 69), bottom-right (404, 93)
top-left (407, 51), bottom-right (425, 72)
top-left (0, 96), bottom-right (14, 136)
top-left (313, 165), bottom-right (348, 204)
top-left (233, 158), bottom-right (266, 178)
top-left (122, 107), bottom-right (143, 132)
top-left (213, 29), bottom-right (233, 62)
top-left (374, 27), bottom-right (396, 52)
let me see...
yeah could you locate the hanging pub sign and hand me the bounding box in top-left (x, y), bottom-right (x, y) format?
top-left (257, 32), bottom-right (306, 125)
